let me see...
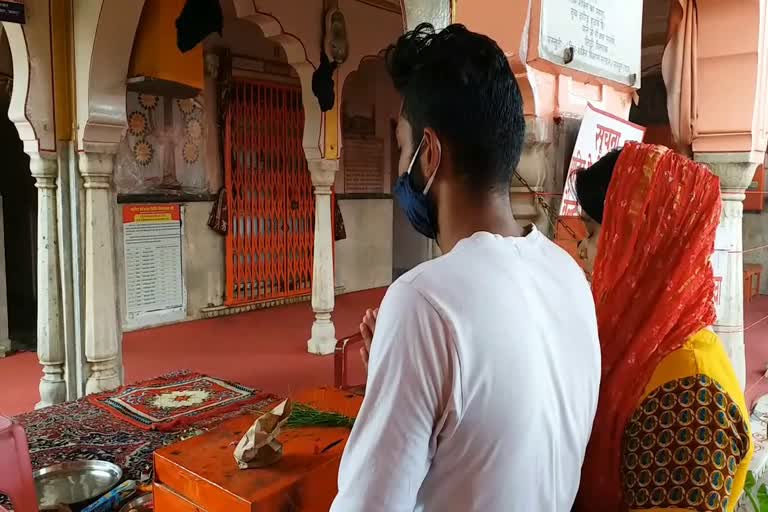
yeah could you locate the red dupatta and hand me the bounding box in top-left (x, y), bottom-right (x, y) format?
top-left (574, 142), bottom-right (722, 511)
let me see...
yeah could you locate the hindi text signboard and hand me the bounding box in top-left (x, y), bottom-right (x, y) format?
top-left (559, 104), bottom-right (645, 217)
top-left (539, 0), bottom-right (642, 86)
top-left (123, 204), bottom-right (185, 326)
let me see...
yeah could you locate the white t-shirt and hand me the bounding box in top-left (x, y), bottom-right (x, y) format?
top-left (331, 229), bottom-right (601, 512)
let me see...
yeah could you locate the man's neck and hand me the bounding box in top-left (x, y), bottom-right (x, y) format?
top-left (437, 193), bottom-right (522, 253)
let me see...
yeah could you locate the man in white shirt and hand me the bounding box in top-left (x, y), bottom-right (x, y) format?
top-left (330, 23), bottom-right (601, 512)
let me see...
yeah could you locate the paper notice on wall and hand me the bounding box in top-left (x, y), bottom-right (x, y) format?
top-left (559, 104), bottom-right (646, 217)
top-left (123, 205), bottom-right (184, 320)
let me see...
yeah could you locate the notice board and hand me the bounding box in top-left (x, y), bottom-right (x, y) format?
top-left (123, 204), bottom-right (184, 323)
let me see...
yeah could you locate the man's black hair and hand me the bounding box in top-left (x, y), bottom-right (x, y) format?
top-left (385, 23), bottom-right (525, 194)
top-left (574, 148), bottom-right (622, 224)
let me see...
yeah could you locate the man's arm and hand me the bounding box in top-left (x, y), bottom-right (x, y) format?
top-left (331, 281), bottom-right (459, 512)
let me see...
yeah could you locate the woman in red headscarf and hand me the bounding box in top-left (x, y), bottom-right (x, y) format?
top-left (573, 142), bottom-right (752, 511)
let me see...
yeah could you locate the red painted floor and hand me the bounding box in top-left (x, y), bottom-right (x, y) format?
top-left (3, 288), bottom-right (768, 416)
top-left (0, 288), bottom-right (385, 417)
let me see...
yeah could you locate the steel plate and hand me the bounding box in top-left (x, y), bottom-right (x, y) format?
top-left (34, 460), bottom-right (122, 507)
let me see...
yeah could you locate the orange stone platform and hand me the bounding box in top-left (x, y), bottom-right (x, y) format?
top-left (153, 387), bottom-right (363, 512)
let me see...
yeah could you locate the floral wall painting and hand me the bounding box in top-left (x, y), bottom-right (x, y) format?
top-left (116, 92), bottom-right (208, 195)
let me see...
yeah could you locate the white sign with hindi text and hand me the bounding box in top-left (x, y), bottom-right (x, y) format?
top-left (539, 0), bottom-right (642, 86)
top-left (559, 103), bottom-right (645, 217)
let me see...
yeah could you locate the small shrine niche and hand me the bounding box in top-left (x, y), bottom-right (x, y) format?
top-left (116, 92), bottom-right (208, 196)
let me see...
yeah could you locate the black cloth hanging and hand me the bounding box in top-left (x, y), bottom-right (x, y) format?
top-left (176, 0), bottom-right (223, 53)
top-left (312, 52), bottom-right (338, 112)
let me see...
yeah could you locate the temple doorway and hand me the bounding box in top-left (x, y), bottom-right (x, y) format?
top-left (0, 33), bottom-right (36, 354)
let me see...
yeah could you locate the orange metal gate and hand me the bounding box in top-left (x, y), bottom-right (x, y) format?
top-left (224, 79), bottom-right (314, 305)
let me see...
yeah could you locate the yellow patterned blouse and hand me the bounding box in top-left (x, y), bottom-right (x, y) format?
top-left (621, 329), bottom-right (753, 511)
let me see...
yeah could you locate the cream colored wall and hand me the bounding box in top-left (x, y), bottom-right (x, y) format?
top-left (115, 201), bottom-right (225, 331)
top-left (335, 198), bottom-right (393, 292)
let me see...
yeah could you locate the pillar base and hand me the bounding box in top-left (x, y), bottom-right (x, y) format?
top-left (85, 363), bottom-right (121, 395)
top-left (0, 338), bottom-right (9, 357)
top-left (36, 368), bottom-right (66, 409)
top-left (307, 312), bottom-right (337, 356)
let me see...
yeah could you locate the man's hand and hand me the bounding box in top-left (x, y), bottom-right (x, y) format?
top-left (360, 308), bottom-right (378, 371)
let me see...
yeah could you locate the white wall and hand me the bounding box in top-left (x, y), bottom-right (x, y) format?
top-left (335, 198), bottom-right (393, 292)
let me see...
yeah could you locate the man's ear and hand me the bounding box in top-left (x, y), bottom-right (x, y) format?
top-left (422, 128), bottom-right (442, 179)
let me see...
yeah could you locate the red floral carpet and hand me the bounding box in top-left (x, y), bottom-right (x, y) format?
top-left (9, 371), bottom-right (277, 487)
top-left (87, 372), bottom-right (274, 431)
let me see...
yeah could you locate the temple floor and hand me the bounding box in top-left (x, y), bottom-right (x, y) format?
top-left (1, 289), bottom-right (767, 416)
top-left (0, 288), bottom-right (385, 416)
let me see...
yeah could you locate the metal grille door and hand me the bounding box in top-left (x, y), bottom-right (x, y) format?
top-left (225, 79), bottom-right (314, 305)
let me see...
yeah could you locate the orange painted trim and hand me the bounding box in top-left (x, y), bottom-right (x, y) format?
top-left (50, 0), bottom-right (74, 141)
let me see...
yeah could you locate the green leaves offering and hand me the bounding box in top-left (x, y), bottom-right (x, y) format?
top-left (285, 403), bottom-right (355, 429)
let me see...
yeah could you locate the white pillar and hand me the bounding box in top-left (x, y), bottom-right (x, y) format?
top-left (307, 158), bottom-right (339, 355)
top-left (696, 152), bottom-right (757, 389)
top-left (79, 152), bottom-right (121, 394)
top-left (0, 195), bottom-right (10, 357)
top-left (29, 153), bottom-right (66, 408)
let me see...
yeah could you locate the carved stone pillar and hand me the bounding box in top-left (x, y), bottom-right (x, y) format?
top-left (30, 153), bottom-right (66, 408)
top-left (695, 152), bottom-right (756, 389)
top-left (307, 159), bottom-right (339, 355)
top-left (79, 152), bottom-right (121, 394)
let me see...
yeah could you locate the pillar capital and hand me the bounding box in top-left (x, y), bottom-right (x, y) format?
top-left (695, 152), bottom-right (759, 200)
top-left (308, 158), bottom-right (339, 193)
top-left (79, 151), bottom-right (116, 188)
top-left (28, 152), bottom-right (59, 189)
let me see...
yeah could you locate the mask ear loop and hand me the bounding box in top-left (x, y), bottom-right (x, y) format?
top-left (406, 137), bottom-right (425, 176)
top-left (422, 137), bottom-right (441, 196)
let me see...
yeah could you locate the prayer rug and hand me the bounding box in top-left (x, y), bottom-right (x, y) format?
top-left (86, 371), bottom-right (275, 431)
top-left (6, 371), bottom-right (277, 489)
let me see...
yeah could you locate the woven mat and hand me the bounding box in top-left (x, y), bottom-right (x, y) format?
top-left (7, 371), bottom-right (278, 489)
top-left (87, 371), bottom-right (274, 431)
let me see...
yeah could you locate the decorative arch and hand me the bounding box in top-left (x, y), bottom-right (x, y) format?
top-left (232, 0), bottom-right (323, 160)
top-left (2, 0), bottom-right (57, 155)
top-left (75, 0), bottom-right (145, 153)
top-left (1, 23), bottom-right (37, 153)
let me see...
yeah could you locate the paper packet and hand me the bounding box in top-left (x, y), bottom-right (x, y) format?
top-left (233, 399), bottom-right (293, 469)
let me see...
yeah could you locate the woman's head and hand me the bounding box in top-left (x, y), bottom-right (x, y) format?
top-left (574, 148), bottom-right (622, 272)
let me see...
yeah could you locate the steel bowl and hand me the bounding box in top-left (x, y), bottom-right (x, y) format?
top-left (34, 460), bottom-right (122, 508)
top-left (118, 493), bottom-right (153, 512)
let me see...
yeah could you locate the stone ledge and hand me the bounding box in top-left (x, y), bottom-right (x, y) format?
top-left (200, 286), bottom-right (346, 319)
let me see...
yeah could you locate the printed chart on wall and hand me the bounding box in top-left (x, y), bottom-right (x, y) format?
top-left (559, 103), bottom-right (646, 218)
top-left (123, 205), bottom-right (184, 325)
